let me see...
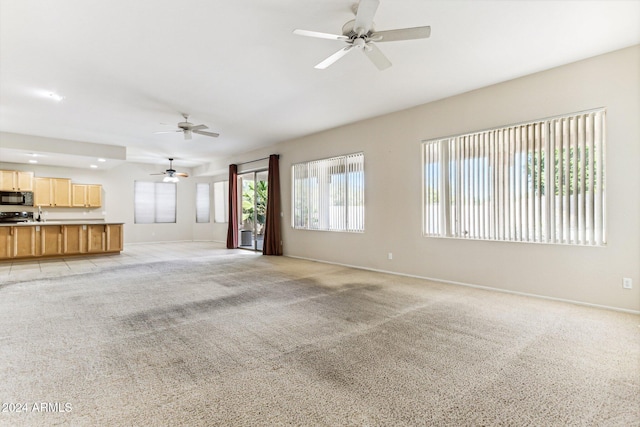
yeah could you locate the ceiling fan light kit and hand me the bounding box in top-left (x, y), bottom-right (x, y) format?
top-left (151, 158), bottom-right (189, 182)
top-left (294, 0), bottom-right (431, 70)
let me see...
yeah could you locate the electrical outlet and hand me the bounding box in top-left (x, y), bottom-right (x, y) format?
top-left (388, 252), bottom-right (393, 260)
top-left (622, 278), bottom-right (633, 289)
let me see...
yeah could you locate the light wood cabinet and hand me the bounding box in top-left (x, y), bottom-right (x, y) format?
top-left (72, 184), bottom-right (102, 207)
top-left (0, 226), bottom-right (36, 259)
top-left (0, 223), bottom-right (123, 260)
top-left (0, 227), bottom-right (12, 258)
top-left (0, 226), bottom-right (38, 259)
top-left (106, 224), bottom-right (123, 252)
top-left (34, 178), bottom-right (52, 206)
top-left (52, 178), bottom-right (71, 207)
top-left (0, 170), bottom-right (34, 191)
top-left (62, 225), bottom-right (84, 254)
top-left (87, 225), bottom-right (106, 253)
top-left (13, 226), bottom-right (37, 258)
top-left (40, 225), bottom-right (63, 256)
top-left (34, 177), bottom-right (72, 207)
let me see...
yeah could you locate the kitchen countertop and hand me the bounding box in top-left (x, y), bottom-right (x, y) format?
top-left (0, 221), bottom-right (124, 227)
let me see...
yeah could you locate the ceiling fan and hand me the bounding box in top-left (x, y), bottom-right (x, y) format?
top-left (155, 113), bottom-right (219, 140)
top-left (151, 158), bottom-right (189, 182)
top-left (293, 0), bottom-right (431, 70)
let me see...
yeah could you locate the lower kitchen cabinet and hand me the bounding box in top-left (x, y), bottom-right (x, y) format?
top-left (0, 223), bottom-right (124, 260)
top-left (40, 225), bottom-right (63, 256)
top-left (0, 227), bottom-right (13, 258)
top-left (13, 226), bottom-right (37, 258)
top-left (106, 224), bottom-right (123, 252)
top-left (63, 225), bottom-right (84, 254)
top-left (87, 225), bottom-right (106, 253)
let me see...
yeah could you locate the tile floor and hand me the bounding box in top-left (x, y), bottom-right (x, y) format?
top-left (0, 241), bottom-right (259, 282)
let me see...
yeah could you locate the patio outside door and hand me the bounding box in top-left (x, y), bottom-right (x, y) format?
top-left (238, 170), bottom-right (268, 251)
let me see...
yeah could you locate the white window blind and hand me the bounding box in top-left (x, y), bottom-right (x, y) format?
top-left (423, 108), bottom-right (606, 246)
top-left (213, 181), bottom-right (229, 223)
top-left (134, 181), bottom-right (176, 224)
top-left (196, 183), bottom-right (210, 223)
top-left (292, 152), bottom-right (364, 232)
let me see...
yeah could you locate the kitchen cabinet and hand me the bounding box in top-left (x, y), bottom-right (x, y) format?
top-left (106, 224), bottom-right (123, 252)
top-left (40, 225), bottom-right (63, 256)
top-left (87, 225), bottom-right (106, 253)
top-left (34, 177), bottom-right (72, 207)
top-left (0, 226), bottom-right (38, 258)
top-left (0, 227), bottom-right (12, 258)
top-left (0, 170), bottom-right (34, 191)
top-left (34, 178), bottom-right (52, 206)
top-left (72, 184), bottom-right (102, 207)
top-left (0, 222), bottom-right (124, 260)
top-left (13, 226), bottom-right (37, 258)
top-left (62, 225), bottom-right (84, 254)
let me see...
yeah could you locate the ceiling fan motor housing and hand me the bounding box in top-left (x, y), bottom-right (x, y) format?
top-left (343, 20), bottom-right (374, 40)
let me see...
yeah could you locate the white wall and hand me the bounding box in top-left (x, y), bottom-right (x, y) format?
top-left (217, 45), bottom-right (640, 312)
top-left (0, 161), bottom-right (216, 244)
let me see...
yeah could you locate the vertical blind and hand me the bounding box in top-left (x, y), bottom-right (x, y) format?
top-left (292, 152), bottom-right (365, 232)
top-left (423, 108), bottom-right (606, 246)
top-left (195, 183), bottom-right (210, 223)
top-left (134, 181), bottom-right (177, 224)
top-left (213, 181), bottom-right (229, 223)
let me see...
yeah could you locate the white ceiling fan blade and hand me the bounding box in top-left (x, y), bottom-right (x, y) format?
top-left (293, 29), bottom-right (348, 41)
top-left (190, 124), bottom-right (208, 131)
top-left (193, 129), bottom-right (220, 138)
top-left (364, 43), bottom-right (392, 70)
top-left (315, 46), bottom-right (354, 69)
top-left (154, 130), bottom-right (181, 134)
top-left (175, 172), bottom-right (189, 178)
top-left (354, 0), bottom-right (379, 36)
top-left (371, 26), bottom-right (431, 42)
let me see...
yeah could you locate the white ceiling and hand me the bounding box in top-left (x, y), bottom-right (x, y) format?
top-left (1, 0), bottom-right (639, 170)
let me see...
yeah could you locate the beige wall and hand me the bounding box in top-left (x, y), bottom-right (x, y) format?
top-left (3, 46), bottom-right (637, 311)
top-left (221, 45), bottom-right (639, 311)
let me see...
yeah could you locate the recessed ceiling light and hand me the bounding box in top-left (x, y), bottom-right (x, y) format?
top-left (90, 165), bottom-right (98, 169)
top-left (34, 89), bottom-right (65, 102)
top-left (29, 159), bottom-right (38, 164)
top-left (97, 158), bottom-right (106, 162)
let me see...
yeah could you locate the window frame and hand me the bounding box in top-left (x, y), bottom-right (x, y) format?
top-left (292, 152), bottom-right (365, 233)
top-left (422, 108), bottom-right (606, 246)
top-left (134, 181), bottom-right (177, 224)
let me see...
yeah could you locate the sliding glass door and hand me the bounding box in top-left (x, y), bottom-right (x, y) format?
top-left (238, 170), bottom-right (268, 251)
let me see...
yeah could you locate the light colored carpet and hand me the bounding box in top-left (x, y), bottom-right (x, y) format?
top-left (0, 249), bottom-right (638, 426)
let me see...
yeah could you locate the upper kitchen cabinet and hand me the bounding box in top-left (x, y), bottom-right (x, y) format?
top-left (72, 184), bottom-right (102, 208)
top-left (0, 170), bottom-right (34, 192)
top-left (34, 177), bottom-right (72, 207)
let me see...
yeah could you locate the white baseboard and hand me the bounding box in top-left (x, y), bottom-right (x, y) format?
top-left (286, 255), bottom-right (640, 315)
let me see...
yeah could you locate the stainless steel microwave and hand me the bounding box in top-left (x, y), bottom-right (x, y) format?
top-left (0, 191), bottom-right (34, 206)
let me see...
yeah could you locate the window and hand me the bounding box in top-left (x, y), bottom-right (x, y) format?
top-left (134, 181), bottom-right (176, 224)
top-left (423, 108), bottom-right (606, 246)
top-left (196, 183), bottom-right (210, 223)
top-left (292, 152), bottom-right (364, 232)
top-left (213, 181), bottom-right (229, 223)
